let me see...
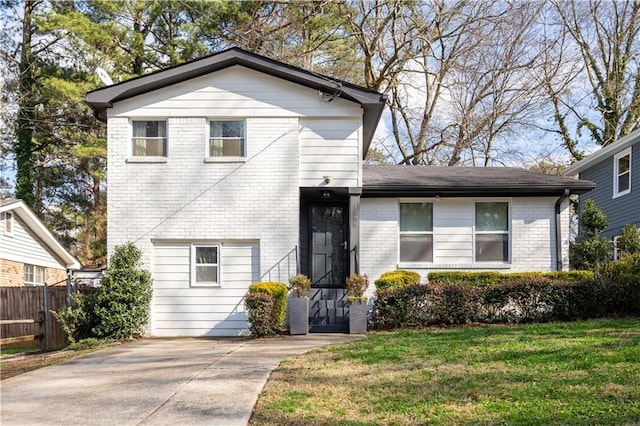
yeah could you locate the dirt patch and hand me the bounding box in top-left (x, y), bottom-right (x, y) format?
top-left (0, 350), bottom-right (89, 380)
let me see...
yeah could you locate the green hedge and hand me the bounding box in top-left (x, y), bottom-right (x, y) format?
top-left (248, 281), bottom-right (288, 329)
top-left (244, 292), bottom-right (276, 337)
top-left (374, 270), bottom-right (637, 329)
top-left (427, 270), bottom-right (594, 287)
top-left (374, 270), bottom-right (421, 291)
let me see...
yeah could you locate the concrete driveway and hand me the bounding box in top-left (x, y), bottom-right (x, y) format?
top-left (1, 334), bottom-right (361, 425)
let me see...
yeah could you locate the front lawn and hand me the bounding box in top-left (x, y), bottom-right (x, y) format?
top-left (250, 318), bottom-right (640, 425)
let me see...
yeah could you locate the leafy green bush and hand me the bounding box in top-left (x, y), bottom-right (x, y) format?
top-left (374, 270), bottom-right (420, 291)
top-left (53, 242), bottom-right (153, 342)
top-left (248, 281), bottom-right (288, 329)
top-left (617, 223), bottom-right (640, 257)
top-left (91, 243), bottom-right (154, 339)
top-left (570, 199), bottom-right (613, 269)
top-left (597, 253), bottom-right (640, 315)
top-left (52, 292), bottom-right (96, 343)
top-left (430, 284), bottom-right (479, 325)
top-left (244, 292), bottom-right (277, 337)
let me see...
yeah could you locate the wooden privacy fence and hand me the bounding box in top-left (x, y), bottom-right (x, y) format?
top-left (0, 286), bottom-right (87, 351)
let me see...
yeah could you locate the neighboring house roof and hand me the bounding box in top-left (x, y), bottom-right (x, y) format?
top-left (0, 198), bottom-right (80, 269)
top-left (564, 128), bottom-right (640, 176)
top-left (363, 165), bottom-right (595, 197)
top-left (85, 47), bottom-right (386, 156)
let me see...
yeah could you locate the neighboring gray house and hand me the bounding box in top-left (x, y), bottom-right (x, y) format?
top-left (565, 128), bottom-right (639, 241)
top-left (85, 48), bottom-right (594, 336)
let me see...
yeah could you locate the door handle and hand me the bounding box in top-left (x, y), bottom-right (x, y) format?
top-left (342, 241), bottom-right (348, 250)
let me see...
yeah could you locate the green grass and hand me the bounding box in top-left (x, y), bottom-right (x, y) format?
top-left (250, 318), bottom-right (640, 425)
top-left (0, 345), bottom-right (40, 358)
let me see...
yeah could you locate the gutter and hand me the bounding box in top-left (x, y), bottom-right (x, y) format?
top-left (555, 189), bottom-right (571, 271)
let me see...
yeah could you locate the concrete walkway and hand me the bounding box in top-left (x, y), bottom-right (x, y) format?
top-left (0, 334), bottom-right (362, 425)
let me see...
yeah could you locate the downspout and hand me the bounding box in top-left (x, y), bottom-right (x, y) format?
top-left (555, 189), bottom-right (571, 271)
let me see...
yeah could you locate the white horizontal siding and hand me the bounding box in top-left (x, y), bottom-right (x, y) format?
top-left (434, 199), bottom-right (473, 263)
top-left (299, 119), bottom-right (362, 187)
top-left (0, 213), bottom-right (67, 271)
top-left (151, 241), bottom-right (259, 337)
top-left (109, 66), bottom-right (363, 119)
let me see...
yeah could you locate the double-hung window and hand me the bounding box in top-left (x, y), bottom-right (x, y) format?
top-left (613, 148), bottom-right (631, 198)
top-left (132, 120), bottom-right (167, 157)
top-left (475, 202), bottom-right (509, 262)
top-left (399, 202), bottom-right (433, 263)
top-left (24, 264), bottom-right (45, 286)
top-left (208, 120), bottom-right (245, 158)
top-left (191, 245), bottom-right (220, 286)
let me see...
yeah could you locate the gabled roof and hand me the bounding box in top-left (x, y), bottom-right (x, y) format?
top-left (85, 47), bottom-right (386, 155)
top-left (564, 128), bottom-right (640, 176)
top-left (363, 165), bottom-right (595, 197)
top-left (0, 198), bottom-right (80, 269)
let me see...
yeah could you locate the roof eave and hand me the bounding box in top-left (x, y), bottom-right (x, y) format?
top-left (362, 185), bottom-right (595, 198)
top-left (564, 128), bottom-right (640, 176)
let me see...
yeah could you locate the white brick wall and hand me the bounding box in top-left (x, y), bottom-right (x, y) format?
top-left (360, 196), bottom-right (570, 292)
top-left (107, 116), bottom-right (300, 279)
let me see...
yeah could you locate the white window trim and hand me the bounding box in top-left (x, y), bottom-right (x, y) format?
top-left (24, 264), bottom-right (45, 286)
top-left (205, 119), bottom-right (246, 162)
top-left (397, 201), bottom-right (435, 265)
top-left (190, 244), bottom-right (221, 287)
top-left (473, 201), bottom-right (511, 264)
top-left (129, 119), bottom-right (168, 160)
top-left (613, 147), bottom-right (632, 198)
top-left (4, 211), bottom-right (14, 236)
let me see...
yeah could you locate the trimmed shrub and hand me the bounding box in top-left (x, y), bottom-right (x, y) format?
top-left (430, 284), bottom-right (479, 325)
top-left (374, 284), bottom-right (433, 329)
top-left (248, 281), bottom-right (288, 329)
top-left (617, 223), bottom-right (640, 256)
top-left (374, 270), bottom-right (420, 291)
top-left (244, 293), bottom-right (276, 337)
top-left (427, 271), bottom-right (594, 287)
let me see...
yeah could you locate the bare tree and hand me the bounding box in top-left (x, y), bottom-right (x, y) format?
top-left (548, 0), bottom-right (640, 158)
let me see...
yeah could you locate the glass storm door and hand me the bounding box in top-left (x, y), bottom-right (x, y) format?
top-left (310, 205), bottom-right (347, 288)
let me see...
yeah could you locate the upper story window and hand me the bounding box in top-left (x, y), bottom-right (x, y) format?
top-left (24, 264), bottom-right (45, 286)
top-left (3, 211), bottom-right (13, 236)
top-left (191, 244), bottom-right (220, 286)
top-left (208, 120), bottom-right (245, 158)
top-left (475, 202), bottom-right (509, 262)
top-left (399, 202), bottom-right (433, 263)
top-left (132, 120), bottom-right (167, 157)
top-left (613, 148), bottom-right (631, 198)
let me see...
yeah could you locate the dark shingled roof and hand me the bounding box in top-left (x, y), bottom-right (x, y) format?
top-left (363, 165), bottom-right (595, 197)
top-left (85, 47), bottom-right (386, 157)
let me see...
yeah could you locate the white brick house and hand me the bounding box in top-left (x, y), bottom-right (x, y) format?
top-left (86, 48), bottom-right (595, 336)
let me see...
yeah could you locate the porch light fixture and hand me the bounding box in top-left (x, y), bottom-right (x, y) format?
top-left (321, 190), bottom-right (334, 199)
top-left (323, 175), bottom-right (332, 184)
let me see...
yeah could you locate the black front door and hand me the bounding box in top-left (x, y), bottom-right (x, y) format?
top-left (309, 205), bottom-right (348, 332)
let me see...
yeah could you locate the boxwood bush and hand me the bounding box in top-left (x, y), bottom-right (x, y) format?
top-left (373, 265), bottom-right (638, 330)
top-left (247, 281), bottom-right (288, 330)
top-left (244, 292), bottom-right (276, 337)
top-left (427, 270), bottom-right (594, 287)
top-left (374, 270), bottom-right (421, 291)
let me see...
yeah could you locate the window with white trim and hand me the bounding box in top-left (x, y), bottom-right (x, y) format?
top-left (191, 244), bottom-right (220, 286)
top-left (613, 148), bottom-right (631, 198)
top-left (132, 120), bottom-right (167, 157)
top-left (208, 120), bottom-right (245, 157)
top-left (3, 211), bottom-right (13, 236)
top-left (475, 202), bottom-right (509, 262)
top-left (24, 264), bottom-right (45, 286)
top-left (399, 202), bottom-right (433, 262)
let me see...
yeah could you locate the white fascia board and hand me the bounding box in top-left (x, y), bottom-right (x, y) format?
top-left (564, 128), bottom-right (640, 176)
